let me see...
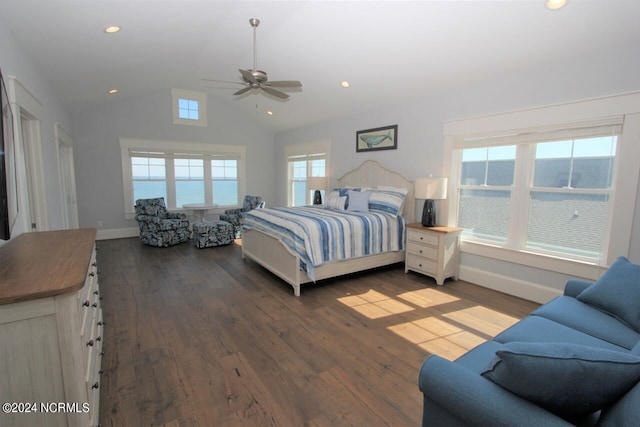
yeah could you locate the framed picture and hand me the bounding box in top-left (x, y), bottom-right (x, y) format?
top-left (356, 125), bottom-right (398, 152)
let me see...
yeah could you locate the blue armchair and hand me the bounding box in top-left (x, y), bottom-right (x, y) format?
top-left (134, 197), bottom-right (190, 247)
top-left (219, 195), bottom-right (265, 238)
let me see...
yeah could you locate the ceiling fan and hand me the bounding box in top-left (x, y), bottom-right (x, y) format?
top-left (204, 18), bottom-right (302, 100)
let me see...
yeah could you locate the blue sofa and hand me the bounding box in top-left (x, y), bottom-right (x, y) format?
top-left (419, 256), bottom-right (640, 427)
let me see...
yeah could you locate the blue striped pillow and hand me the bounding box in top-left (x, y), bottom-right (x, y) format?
top-left (368, 189), bottom-right (407, 216)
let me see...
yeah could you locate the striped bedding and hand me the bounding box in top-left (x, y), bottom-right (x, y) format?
top-left (243, 206), bottom-right (406, 281)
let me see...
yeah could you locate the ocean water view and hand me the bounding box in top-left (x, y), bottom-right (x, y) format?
top-left (134, 180), bottom-right (238, 207)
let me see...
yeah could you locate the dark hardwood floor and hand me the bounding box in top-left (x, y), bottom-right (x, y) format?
top-left (96, 237), bottom-right (539, 427)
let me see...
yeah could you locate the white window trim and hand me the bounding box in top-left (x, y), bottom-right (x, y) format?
top-left (285, 140), bottom-right (331, 206)
top-left (442, 91), bottom-right (640, 278)
top-left (171, 88), bottom-right (207, 127)
top-left (120, 138), bottom-right (246, 219)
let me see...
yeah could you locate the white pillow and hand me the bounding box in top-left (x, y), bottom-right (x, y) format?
top-left (346, 190), bottom-right (371, 212)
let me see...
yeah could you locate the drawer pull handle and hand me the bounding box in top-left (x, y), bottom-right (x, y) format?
top-left (92, 262), bottom-right (97, 267)
top-left (92, 303), bottom-right (98, 308)
top-left (419, 263), bottom-right (422, 267)
top-left (419, 250), bottom-right (423, 254)
top-left (91, 382), bottom-right (99, 390)
top-left (97, 321), bottom-right (104, 326)
top-left (87, 340), bottom-right (94, 347)
top-left (94, 290), bottom-right (99, 295)
top-left (82, 300), bottom-right (90, 307)
top-left (99, 370), bottom-right (104, 375)
top-left (100, 351), bottom-right (105, 356)
top-left (96, 336), bottom-right (102, 342)
top-left (89, 272), bottom-right (95, 277)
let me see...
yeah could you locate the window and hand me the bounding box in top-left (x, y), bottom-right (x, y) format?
top-left (211, 159), bottom-right (238, 206)
top-left (453, 121), bottom-right (621, 262)
top-left (178, 98), bottom-right (199, 120)
top-left (171, 89), bottom-right (207, 127)
top-left (285, 141), bottom-right (330, 206)
top-left (121, 139), bottom-right (245, 217)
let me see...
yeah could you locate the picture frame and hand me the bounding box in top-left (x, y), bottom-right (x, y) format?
top-left (356, 124), bottom-right (398, 152)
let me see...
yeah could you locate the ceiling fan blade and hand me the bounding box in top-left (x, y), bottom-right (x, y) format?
top-left (233, 86), bottom-right (253, 96)
top-left (239, 69), bottom-right (257, 84)
top-left (265, 80), bottom-right (302, 88)
top-left (202, 78), bottom-right (244, 85)
top-left (261, 86), bottom-right (289, 99)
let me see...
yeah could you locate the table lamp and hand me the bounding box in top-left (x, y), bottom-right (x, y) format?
top-left (415, 177), bottom-right (448, 227)
top-left (307, 176), bottom-right (328, 205)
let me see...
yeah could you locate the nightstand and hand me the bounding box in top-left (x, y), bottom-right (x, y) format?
top-left (405, 223), bottom-right (462, 285)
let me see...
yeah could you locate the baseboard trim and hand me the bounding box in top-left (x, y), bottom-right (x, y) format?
top-left (96, 227), bottom-right (138, 241)
top-left (459, 265), bottom-right (562, 304)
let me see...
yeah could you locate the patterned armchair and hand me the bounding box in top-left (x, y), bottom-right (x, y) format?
top-left (134, 197), bottom-right (190, 247)
top-left (219, 195), bottom-right (265, 239)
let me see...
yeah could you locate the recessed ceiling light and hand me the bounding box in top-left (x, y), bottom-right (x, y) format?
top-left (104, 25), bottom-right (121, 33)
top-left (267, 110), bottom-right (274, 116)
top-left (546, 0), bottom-right (567, 10)
top-left (340, 81), bottom-right (350, 88)
top-left (108, 89), bottom-right (118, 94)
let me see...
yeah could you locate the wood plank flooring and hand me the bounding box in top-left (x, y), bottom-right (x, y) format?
top-left (96, 237), bottom-right (539, 427)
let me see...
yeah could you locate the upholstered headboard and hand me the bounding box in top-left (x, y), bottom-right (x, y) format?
top-left (336, 160), bottom-right (415, 220)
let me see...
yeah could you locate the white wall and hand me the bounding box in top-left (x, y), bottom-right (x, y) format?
top-left (0, 17), bottom-right (73, 244)
top-left (275, 40), bottom-right (640, 303)
top-left (70, 89), bottom-right (277, 236)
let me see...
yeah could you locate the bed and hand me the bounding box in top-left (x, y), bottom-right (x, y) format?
top-left (241, 160), bottom-right (415, 296)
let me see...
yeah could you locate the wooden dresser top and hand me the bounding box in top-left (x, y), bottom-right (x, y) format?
top-left (0, 228), bottom-right (96, 305)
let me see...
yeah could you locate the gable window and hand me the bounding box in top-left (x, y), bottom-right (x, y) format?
top-left (452, 118), bottom-right (621, 264)
top-left (285, 140), bottom-right (330, 206)
top-left (121, 139), bottom-right (245, 218)
top-left (171, 89), bottom-right (207, 127)
top-left (178, 98), bottom-right (199, 120)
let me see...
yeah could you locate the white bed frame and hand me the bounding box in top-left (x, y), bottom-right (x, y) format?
top-left (241, 160), bottom-right (415, 296)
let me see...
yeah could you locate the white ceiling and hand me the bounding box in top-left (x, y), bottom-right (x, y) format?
top-left (2, 1), bottom-right (639, 132)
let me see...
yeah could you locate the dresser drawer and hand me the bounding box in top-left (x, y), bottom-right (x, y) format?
top-left (406, 254), bottom-right (436, 275)
top-left (407, 230), bottom-right (439, 246)
top-left (406, 242), bottom-right (437, 260)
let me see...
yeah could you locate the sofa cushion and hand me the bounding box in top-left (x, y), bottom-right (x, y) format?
top-left (494, 316), bottom-right (628, 352)
top-left (597, 379), bottom-right (640, 427)
top-left (481, 342), bottom-right (640, 417)
top-left (531, 296), bottom-right (640, 350)
top-left (577, 256), bottom-right (640, 333)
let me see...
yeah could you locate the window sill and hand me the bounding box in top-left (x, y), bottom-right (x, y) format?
top-left (460, 240), bottom-right (605, 280)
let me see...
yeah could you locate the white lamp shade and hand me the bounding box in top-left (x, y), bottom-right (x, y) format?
top-left (415, 177), bottom-right (448, 200)
top-left (307, 176), bottom-right (328, 190)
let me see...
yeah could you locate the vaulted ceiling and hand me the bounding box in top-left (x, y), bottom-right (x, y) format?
top-left (2, 1), bottom-right (639, 132)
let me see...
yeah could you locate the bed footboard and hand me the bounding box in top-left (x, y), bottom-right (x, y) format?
top-left (241, 228), bottom-right (311, 296)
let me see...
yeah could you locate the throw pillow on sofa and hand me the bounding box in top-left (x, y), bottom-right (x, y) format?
top-left (481, 342), bottom-right (640, 417)
top-left (577, 256), bottom-right (640, 332)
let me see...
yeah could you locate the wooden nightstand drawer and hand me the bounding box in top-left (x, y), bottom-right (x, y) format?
top-left (406, 254), bottom-right (436, 274)
top-left (405, 223), bottom-right (462, 286)
top-left (407, 230), bottom-right (439, 246)
top-left (406, 242), bottom-right (437, 260)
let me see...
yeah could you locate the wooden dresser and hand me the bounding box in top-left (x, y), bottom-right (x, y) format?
top-left (0, 228), bottom-right (103, 427)
top-left (405, 223), bottom-right (462, 285)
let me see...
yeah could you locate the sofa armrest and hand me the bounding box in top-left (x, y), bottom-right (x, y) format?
top-left (563, 279), bottom-right (594, 298)
top-left (419, 355), bottom-right (574, 427)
